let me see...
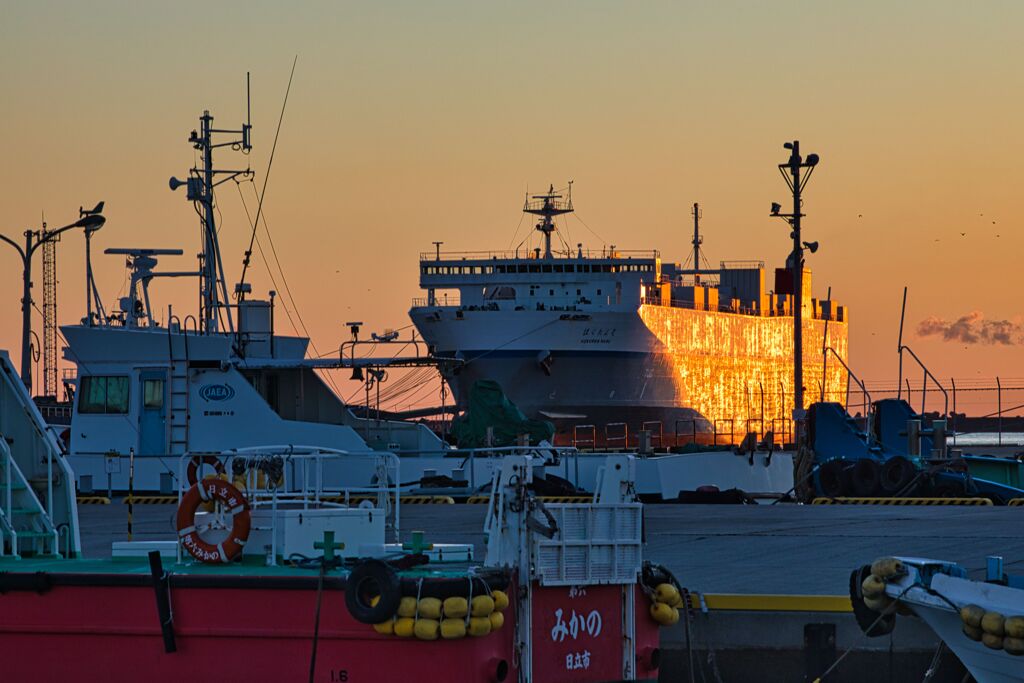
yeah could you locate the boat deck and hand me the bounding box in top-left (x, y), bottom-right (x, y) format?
top-left (51, 503), bottom-right (1024, 593)
top-left (0, 553), bottom-right (478, 579)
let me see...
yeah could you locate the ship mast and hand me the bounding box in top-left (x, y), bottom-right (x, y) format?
top-left (169, 82), bottom-right (253, 335)
top-left (524, 183), bottom-right (573, 258)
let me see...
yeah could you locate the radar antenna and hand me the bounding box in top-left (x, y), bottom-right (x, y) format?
top-left (523, 183), bottom-right (574, 258)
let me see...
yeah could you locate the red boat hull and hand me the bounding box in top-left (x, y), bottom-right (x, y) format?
top-left (0, 576), bottom-right (659, 682)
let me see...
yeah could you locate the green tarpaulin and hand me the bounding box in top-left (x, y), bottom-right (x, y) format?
top-left (451, 379), bottom-right (554, 448)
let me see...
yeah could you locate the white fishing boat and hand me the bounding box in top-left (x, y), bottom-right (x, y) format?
top-left (853, 556), bottom-right (1024, 683)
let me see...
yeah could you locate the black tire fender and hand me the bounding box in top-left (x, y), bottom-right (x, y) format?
top-left (345, 560), bottom-right (401, 624)
top-left (880, 456), bottom-right (916, 495)
top-left (817, 459), bottom-right (849, 498)
top-left (850, 458), bottom-right (882, 497)
top-left (850, 565), bottom-right (895, 637)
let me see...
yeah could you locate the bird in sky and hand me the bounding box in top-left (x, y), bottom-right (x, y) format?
top-left (960, 232), bottom-right (967, 237)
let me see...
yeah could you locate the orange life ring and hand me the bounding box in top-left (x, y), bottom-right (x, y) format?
top-left (186, 454), bottom-right (226, 486)
top-left (176, 479), bottom-right (251, 563)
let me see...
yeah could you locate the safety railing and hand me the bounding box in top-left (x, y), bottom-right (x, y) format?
top-left (176, 446), bottom-right (400, 565)
top-left (640, 421), bottom-right (664, 447)
top-left (898, 345), bottom-right (949, 418)
top-left (573, 424), bottom-right (597, 449)
top-left (419, 248), bottom-right (660, 262)
top-left (605, 422), bottom-right (629, 448)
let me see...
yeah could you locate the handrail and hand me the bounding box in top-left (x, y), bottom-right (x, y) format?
top-left (898, 345), bottom-right (950, 417)
top-left (824, 346), bottom-right (874, 443)
top-left (824, 346), bottom-right (872, 407)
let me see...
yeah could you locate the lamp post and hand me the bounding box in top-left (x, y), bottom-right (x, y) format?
top-left (0, 203), bottom-right (106, 393)
top-left (771, 141), bottom-right (820, 434)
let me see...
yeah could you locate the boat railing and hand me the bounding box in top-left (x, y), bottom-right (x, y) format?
top-left (605, 422), bottom-right (629, 448)
top-left (419, 248), bottom-right (660, 262)
top-left (393, 444), bottom-right (581, 489)
top-left (640, 421), bottom-right (664, 447)
top-left (176, 446), bottom-right (400, 564)
top-left (573, 425), bottom-right (597, 449)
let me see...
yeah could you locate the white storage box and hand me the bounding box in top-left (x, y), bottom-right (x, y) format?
top-left (244, 507), bottom-right (385, 560)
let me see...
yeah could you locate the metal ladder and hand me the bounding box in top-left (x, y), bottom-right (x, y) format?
top-left (167, 330), bottom-right (191, 457)
top-left (0, 438), bottom-right (60, 558)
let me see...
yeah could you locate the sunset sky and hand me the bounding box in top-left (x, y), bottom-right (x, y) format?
top-left (2, 1), bottom-right (1023, 415)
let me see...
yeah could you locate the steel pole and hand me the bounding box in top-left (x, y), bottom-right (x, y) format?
top-left (790, 142), bottom-right (804, 423)
top-left (20, 231), bottom-right (34, 393)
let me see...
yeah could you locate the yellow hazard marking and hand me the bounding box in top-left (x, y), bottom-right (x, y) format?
top-left (122, 495), bottom-right (179, 505)
top-left (685, 593), bottom-right (852, 613)
top-left (76, 496), bottom-right (111, 505)
top-left (811, 497), bottom-right (993, 506)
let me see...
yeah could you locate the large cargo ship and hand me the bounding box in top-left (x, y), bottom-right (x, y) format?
top-left (410, 186), bottom-right (849, 446)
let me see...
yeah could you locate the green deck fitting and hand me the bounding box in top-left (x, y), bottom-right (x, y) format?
top-left (402, 530), bottom-right (434, 554)
top-left (313, 531), bottom-right (345, 562)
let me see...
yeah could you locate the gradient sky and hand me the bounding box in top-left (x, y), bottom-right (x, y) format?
top-left (2, 1), bottom-right (1023, 414)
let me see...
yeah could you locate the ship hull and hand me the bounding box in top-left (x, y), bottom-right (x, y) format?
top-left (411, 304), bottom-right (848, 446)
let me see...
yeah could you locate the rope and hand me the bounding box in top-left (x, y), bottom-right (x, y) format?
top-left (922, 641), bottom-right (946, 682)
top-left (307, 562), bottom-right (325, 683)
top-left (813, 585), bottom-right (912, 681)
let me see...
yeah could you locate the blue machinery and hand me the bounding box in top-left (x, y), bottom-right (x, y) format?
top-left (807, 398), bottom-right (1024, 503)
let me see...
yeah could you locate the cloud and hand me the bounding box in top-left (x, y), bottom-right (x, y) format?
top-left (917, 311), bottom-right (1023, 345)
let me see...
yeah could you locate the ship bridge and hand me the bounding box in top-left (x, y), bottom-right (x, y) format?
top-left (415, 249), bottom-right (661, 311)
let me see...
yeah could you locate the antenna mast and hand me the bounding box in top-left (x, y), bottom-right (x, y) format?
top-left (691, 202), bottom-right (703, 279)
top-left (169, 77), bottom-right (253, 335)
top-left (523, 183), bottom-right (573, 258)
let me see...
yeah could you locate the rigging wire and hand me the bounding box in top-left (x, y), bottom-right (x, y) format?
top-left (232, 180), bottom-right (342, 396)
top-left (505, 208), bottom-right (528, 251)
top-left (238, 55), bottom-right (298, 298)
top-left (234, 181), bottom-right (300, 337)
top-left (570, 211), bottom-right (606, 247)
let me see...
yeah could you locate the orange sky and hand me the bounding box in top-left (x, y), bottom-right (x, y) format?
top-left (2, 1), bottom-right (1023, 414)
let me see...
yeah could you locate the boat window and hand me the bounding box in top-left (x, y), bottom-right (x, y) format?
top-left (487, 286), bottom-right (516, 300)
top-left (542, 265), bottom-right (552, 273)
top-left (529, 265), bottom-right (540, 273)
top-left (549, 289), bottom-right (554, 296)
top-left (143, 379), bottom-right (164, 409)
top-left (554, 264), bottom-right (563, 273)
top-left (78, 376), bottom-right (130, 414)
top-left (597, 289), bottom-right (602, 296)
top-left (566, 265), bottom-right (575, 273)
top-left (518, 265), bottom-right (527, 273)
